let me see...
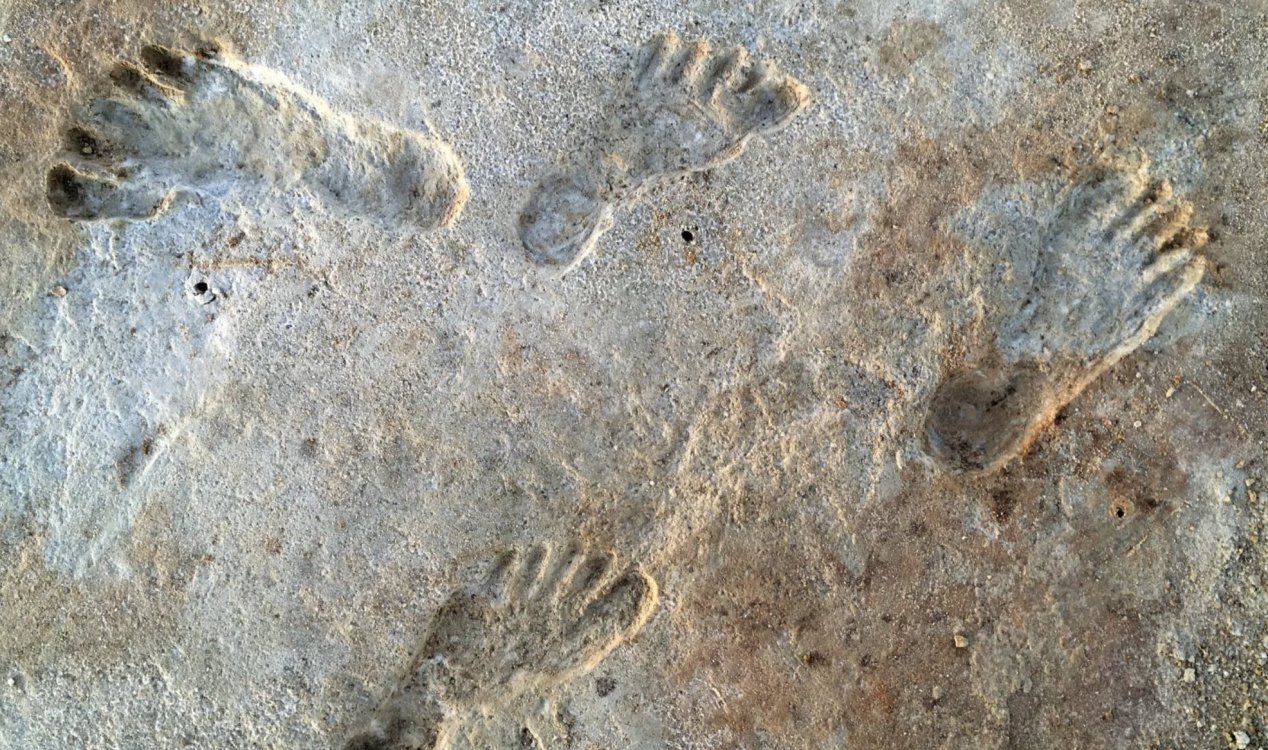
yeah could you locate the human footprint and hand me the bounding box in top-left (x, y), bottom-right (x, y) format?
top-left (345, 543), bottom-right (658, 749)
top-left (928, 155), bottom-right (1208, 472)
top-left (519, 31), bottom-right (810, 271)
top-left (47, 41), bottom-right (468, 229)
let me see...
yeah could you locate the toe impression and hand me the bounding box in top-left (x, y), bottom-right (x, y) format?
top-left (46, 163), bottom-right (169, 221)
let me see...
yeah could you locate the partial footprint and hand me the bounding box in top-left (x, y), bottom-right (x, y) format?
top-left (928, 154), bottom-right (1208, 472)
top-left (519, 32), bottom-right (810, 271)
top-left (346, 543), bottom-right (658, 749)
top-left (47, 41), bottom-right (468, 229)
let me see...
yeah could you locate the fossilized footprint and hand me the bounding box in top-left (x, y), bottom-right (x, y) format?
top-left (345, 543), bottom-right (658, 749)
top-left (46, 41), bottom-right (468, 229)
top-left (928, 155), bottom-right (1208, 472)
top-left (519, 32), bottom-right (810, 272)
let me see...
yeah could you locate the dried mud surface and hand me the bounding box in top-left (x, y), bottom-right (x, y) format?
top-left (1, 1), bottom-right (1266, 748)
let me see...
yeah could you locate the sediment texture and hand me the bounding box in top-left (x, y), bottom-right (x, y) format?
top-left (1, 2), bottom-right (1265, 748)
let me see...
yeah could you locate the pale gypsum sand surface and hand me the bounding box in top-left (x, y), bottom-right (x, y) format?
top-left (1, 1), bottom-right (1267, 748)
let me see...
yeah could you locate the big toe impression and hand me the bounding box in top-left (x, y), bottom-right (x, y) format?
top-left (46, 163), bottom-right (168, 221)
